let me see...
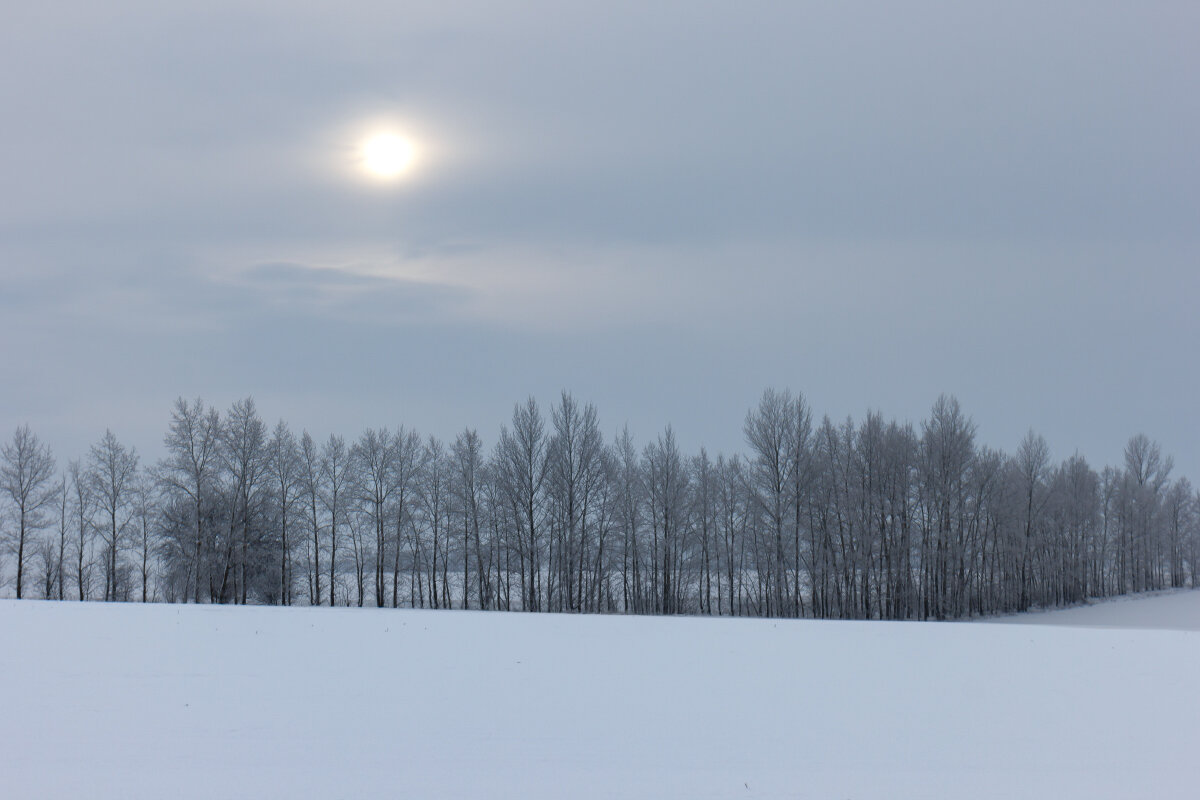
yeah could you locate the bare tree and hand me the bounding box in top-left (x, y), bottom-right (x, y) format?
top-left (299, 431), bottom-right (323, 606)
top-left (1, 425), bottom-right (59, 599)
top-left (347, 510), bottom-right (367, 607)
top-left (610, 427), bottom-right (639, 613)
top-left (452, 429), bottom-right (484, 609)
top-left (716, 453), bottom-right (749, 616)
top-left (745, 388), bottom-right (796, 617)
top-left (1119, 434), bottom-right (1173, 593)
top-left (9, 391), bottom-right (1197, 619)
top-left (495, 399), bottom-right (548, 611)
top-left (66, 460), bottom-right (94, 601)
top-left (268, 421), bottom-right (302, 605)
top-left (35, 535), bottom-right (59, 599)
top-left (132, 473), bottom-right (158, 602)
top-left (917, 396), bottom-right (976, 619)
top-left (391, 428), bottom-right (423, 609)
top-left (1164, 477), bottom-right (1193, 589)
top-left (545, 392), bottom-right (605, 612)
top-left (87, 430), bottom-right (139, 602)
top-left (351, 428), bottom-right (397, 608)
top-left (1055, 453), bottom-right (1100, 604)
top-left (54, 472), bottom-right (68, 600)
top-left (644, 426), bottom-right (690, 614)
top-left (158, 398), bottom-right (221, 603)
top-left (320, 435), bottom-right (351, 607)
top-left (418, 437), bottom-right (451, 609)
top-left (691, 448), bottom-right (717, 615)
top-left (221, 398), bottom-right (268, 604)
top-left (1013, 430), bottom-right (1051, 610)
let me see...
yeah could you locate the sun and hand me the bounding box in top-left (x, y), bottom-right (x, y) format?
top-left (360, 133), bottom-right (415, 179)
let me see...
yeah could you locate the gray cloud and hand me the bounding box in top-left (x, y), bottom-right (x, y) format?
top-left (1, 1), bottom-right (1197, 479)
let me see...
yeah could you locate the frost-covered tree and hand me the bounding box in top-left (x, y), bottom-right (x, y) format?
top-left (132, 473), bottom-right (158, 603)
top-left (451, 428), bottom-right (484, 609)
top-left (417, 437), bottom-right (451, 609)
top-left (917, 396), bottom-right (976, 619)
top-left (745, 388), bottom-right (797, 617)
top-left (390, 428), bottom-right (423, 609)
top-left (494, 399), bottom-right (548, 611)
top-left (351, 427), bottom-right (396, 608)
top-left (87, 429), bottom-right (139, 602)
top-left (1, 425), bottom-right (58, 599)
top-left (545, 393), bottom-right (605, 612)
top-left (644, 426), bottom-right (689, 615)
top-left (320, 435), bottom-right (351, 607)
top-left (612, 426), bottom-right (645, 613)
top-left (53, 472), bottom-right (68, 600)
top-left (158, 398), bottom-right (221, 603)
top-left (220, 398), bottom-right (268, 604)
top-left (1013, 430), bottom-right (1051, 611)
top-left (268, 421), bottom-right (302, 606)
top-left (298, 431), bottom-right (323, 606)
top-left (66, 460), bottom-right (95, 601)
top-left (10, 391), bottom-right (1196, 616)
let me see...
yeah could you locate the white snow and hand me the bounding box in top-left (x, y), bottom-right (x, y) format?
top-left (2, 595), bottom-right (1197, 799)
top-left (989, 588), bottom-right (1200, 631)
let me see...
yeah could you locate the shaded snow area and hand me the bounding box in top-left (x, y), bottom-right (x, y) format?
top-left (2, 599), bottom-right (1197, 799)
top-left (989, 588), bottom-right (1200, 632)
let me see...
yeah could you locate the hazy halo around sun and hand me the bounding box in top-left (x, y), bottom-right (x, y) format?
top-left (360, 132), bottom-right (416, 180)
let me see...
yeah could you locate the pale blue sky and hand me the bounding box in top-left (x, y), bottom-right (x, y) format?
top-left (2, 1), bottom-right (1197, 477)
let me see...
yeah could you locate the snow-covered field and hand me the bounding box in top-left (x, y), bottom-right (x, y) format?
top-left (2, 594), bottom-right (1197, 799)
top-left (990, 588), bottom-right (1200, 631)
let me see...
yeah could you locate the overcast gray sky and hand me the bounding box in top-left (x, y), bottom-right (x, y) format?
top-left (2, 1), bottom-right (1197, 478)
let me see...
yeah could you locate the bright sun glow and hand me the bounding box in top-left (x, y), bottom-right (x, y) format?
top-left (361, 133), bottom-right (415, 179)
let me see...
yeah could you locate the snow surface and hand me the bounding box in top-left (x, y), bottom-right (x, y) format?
top-left (2, 596), bottom-right (1198, 799)
top-left (989, 588), bottom-right (1200, 631)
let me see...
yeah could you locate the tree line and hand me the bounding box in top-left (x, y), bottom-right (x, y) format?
top-left (2, 390), bottom-right (1197, 618)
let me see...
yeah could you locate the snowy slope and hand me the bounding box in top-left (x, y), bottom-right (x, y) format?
top-left (2, 597), bottom-right (1197, 799)
top-left (990, 588), bottom-right (1200, 631)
